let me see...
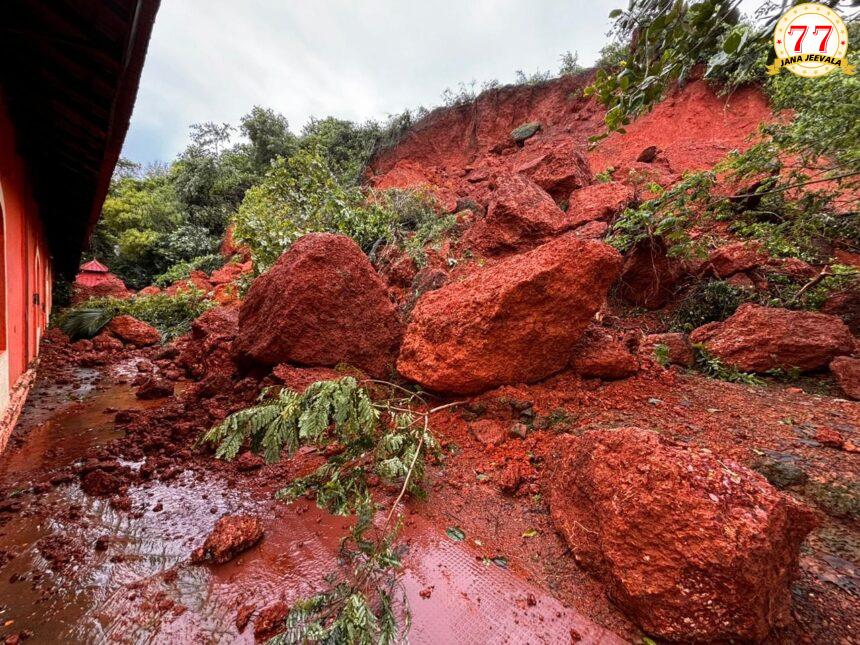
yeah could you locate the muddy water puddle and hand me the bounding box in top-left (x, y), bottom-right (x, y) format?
top-left (1, 365), bottom-right (619, 643)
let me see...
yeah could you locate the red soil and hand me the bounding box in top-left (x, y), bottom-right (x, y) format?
top-left (2, 73), bottom-right (857, 643)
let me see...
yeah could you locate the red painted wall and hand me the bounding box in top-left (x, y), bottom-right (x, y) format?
top-left (0, 92), bottom-right (52, 388)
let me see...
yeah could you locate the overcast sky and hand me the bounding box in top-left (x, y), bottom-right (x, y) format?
top-left (123, 0), bottom-right (629, 164)
top-left (124, 0), bottom-right (769, 165)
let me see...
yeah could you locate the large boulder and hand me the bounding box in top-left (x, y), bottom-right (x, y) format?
top-left (463, 173), bottom-right (566, 255)
top-left (830, 356), bottom-right (860, 400)
top-left (691, 303), bottom-right (854, 373)
top-left (566, 182), bottom-right (634, 228)
top-left (106, 315), bottom-right (160, 347)
top-left (232, 234), bottom-right (403, 378)
top-left (512, 137), bottom-right (592, 200)
top-left (397, 235), bottom-right (621, 394)
top-left (707, 241), bottom-right (767, 278)
top-left (178, 306), bottom-right (239, 380)
top-left (548, 428), bottom-right (816, 642)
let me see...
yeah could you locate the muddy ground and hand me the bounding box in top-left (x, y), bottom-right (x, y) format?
top-left (0, 330), bottom-right (857, 644)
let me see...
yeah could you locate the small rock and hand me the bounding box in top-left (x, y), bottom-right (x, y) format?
top-left (191, 515), bottom-right (264, 565)
top-left (636, 145), bottom-right (659, 163)
top-left (235, 603), bottom-right (255, 632)
top-left (110, 495), bottom-right (132, 512)
top-left (638, 333), bottom-right (694, 367)
top-left (821, 289), bottom-right (860, 335)
top-left (470, 420), bottom-right (506, 447)
top-left (254, 600), bottom-right (289, 639)
top-left (510, 121), bottom-right (541, 143)
top-left (135, 378), bottom-right (174, 400)
top-left (569, 328), bottom-right (638, 380)
top-left (754, 455), bottom-right (808, 490)
top-left (498, 461), bottom-right (530, 494)
top-left (236, 452), bottom-right (265, 472)
top-left (815, 428), bottom-right (844, 449)
top-left (708, 242), bottom-right (767, 278)
top-left (566, 181), bottom-right (633, 228)
top-left (508, 422), bottom-right (528, 439)
top-left (80, 470), bottom-right (123, 497)
top-left (92, 332), bottom-right (123, 352)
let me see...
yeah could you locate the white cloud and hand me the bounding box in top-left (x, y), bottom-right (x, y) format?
top-left (125, 0), bottom-right (767, 163)
top-left (124, 0), bottom-right (624, 163)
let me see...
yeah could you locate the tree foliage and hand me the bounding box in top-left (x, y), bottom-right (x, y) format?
top-left (56, 289), bottom-right (211, 341)
top-left (585, 0), bottom-right (778, 135)
top-left (234, 146), bottom-right (398, 270)
top-left (202, 377), bottom-right (449, 643)
top-left (600, 2), bottom-right (858, 273)
top-left (88, 105), bottom-right (413, 289)
top-left (234, 145), bottom-right (442, 271)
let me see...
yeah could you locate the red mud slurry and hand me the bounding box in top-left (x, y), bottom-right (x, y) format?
top-left (0, 362), bottom-right (618, 643)
top-left (0, 365), bottom-right (158, 486)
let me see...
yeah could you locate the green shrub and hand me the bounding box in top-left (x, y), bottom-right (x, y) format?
top-left (594, 40), bottom-right (629, 71)
top-left (652, 343), bottom-right (671, 367)
top-left (608, 171), bottom-right (716, 257)
top-left (593, 167), bottom-right (616, 183)
top-left (154, 254), bottom-right (226, 288)
top-left (374, 188), bottom-right (453, 267)
top-left (235, 148), bottom-right (444, 272)
top-left (52, 276), bottom-right (74, 309)
top-left (235, 146), bottom-right (405, 270)
top-left (56, 289), bottom-right (212, 341)
top-left (514, 68), bottom-right (553, 85)
top-left (759, 265), bottom-right (859, 311)
top-left (586, 1), bottom-right (775, 135)
top-left (693, 344), bottom-right (762, 385)
top-left (671, 280), bottom-right (748, 332)
top-left (558, 50), bottom-right (584, 76)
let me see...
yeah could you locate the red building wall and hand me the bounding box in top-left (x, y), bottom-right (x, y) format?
top-left (0, 93), bottom-right (52, 448)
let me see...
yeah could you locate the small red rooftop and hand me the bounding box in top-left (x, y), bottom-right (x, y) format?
top-left (79, 259), bottom-right (110, 274)
top-left (73, 259), bottom-right (130, 303)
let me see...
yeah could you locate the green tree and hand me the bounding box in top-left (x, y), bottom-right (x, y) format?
top-left (300, 117), bottom-right (381, 186)
top-left (171, 121), bottom-right (247, 234)
top-left (586, 0), bottom-right (774, 135)
top-left (234, 145), bottom-right (398, 270)
top-left (89, 165), bottom-right (184, 288)
top-left (239, 106), bottom-right (297, 176)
